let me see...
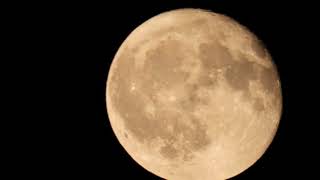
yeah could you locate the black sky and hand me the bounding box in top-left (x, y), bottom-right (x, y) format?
top-left (10, 0), bottom-right (317, 179)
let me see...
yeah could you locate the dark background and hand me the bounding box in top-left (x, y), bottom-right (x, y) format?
top-left (10, 0), bottom-right (317, 179)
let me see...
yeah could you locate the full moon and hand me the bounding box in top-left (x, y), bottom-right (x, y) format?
top-left (106, 8), bottom-right (282, 180)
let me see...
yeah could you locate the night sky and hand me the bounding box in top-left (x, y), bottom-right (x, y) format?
top-left (10, 0), bottom-right (316, 179)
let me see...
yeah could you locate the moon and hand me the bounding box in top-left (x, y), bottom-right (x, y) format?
top-left (106, 8), bottom-right (282, 180)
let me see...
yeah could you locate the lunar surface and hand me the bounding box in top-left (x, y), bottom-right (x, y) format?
top-left (106, 8), bottom-right (282, 180)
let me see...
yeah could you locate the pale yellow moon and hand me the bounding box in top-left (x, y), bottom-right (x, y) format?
top-left (106, 8), bottom-right (282, 180)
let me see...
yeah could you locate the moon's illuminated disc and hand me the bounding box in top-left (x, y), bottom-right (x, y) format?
top-left (106, 8), bottom-right (282, 180)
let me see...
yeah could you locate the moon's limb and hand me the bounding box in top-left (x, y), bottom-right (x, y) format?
top-left (106, 8), bottom-right (282, 180)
